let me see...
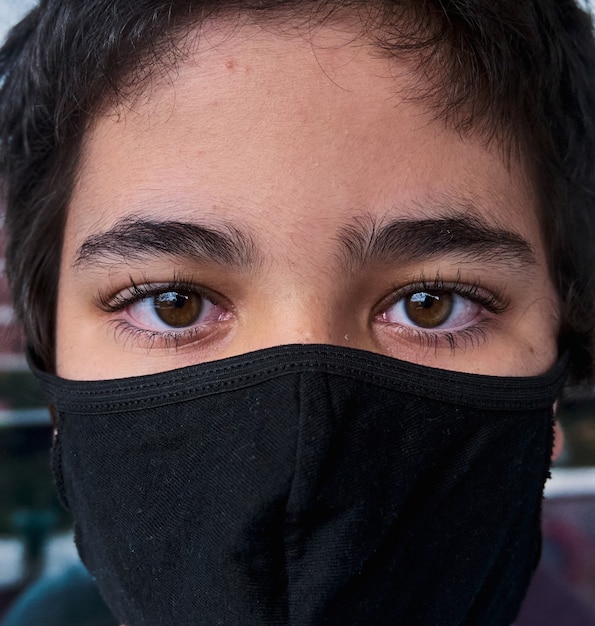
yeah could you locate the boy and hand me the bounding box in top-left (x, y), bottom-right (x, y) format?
top-left (1, 1), bottom-right (594, 623)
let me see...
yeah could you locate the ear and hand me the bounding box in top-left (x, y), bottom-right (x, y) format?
top-left (551, 417), bottom-right (564, 462)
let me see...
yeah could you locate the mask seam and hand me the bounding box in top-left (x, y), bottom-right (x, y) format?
top-left (33, 346), bottom-right (568, 393)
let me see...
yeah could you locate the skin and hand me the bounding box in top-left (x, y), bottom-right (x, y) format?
top-left (56, 20), bottom-right (560, 380)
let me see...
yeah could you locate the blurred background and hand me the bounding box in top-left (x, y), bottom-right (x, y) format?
top-left (0, 1), bottom-right (594, 624)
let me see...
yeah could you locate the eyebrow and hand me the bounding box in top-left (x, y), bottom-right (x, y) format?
top-left (73, 210), bottom-right (536, 275)
top-left (73, 217), bottom-right (260, 270)
top-left (337, 213), bottom-right (536, 271)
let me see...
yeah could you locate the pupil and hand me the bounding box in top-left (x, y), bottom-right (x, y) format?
top-left (412, 293), bottom-right (438, 309)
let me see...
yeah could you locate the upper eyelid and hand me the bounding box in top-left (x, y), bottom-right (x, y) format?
top-left (96, 274), bottom-right (509, 321)
top-left (96, 279), bottom-right (224, 312)
top-left (376, 277), bottom-right (509, 315)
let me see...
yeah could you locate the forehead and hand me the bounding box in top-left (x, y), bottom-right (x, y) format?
top-left (70, 20), bottom-right (541, 256)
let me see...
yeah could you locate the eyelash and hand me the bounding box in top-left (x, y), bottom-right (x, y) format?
top-left (96, 273), bottom-right (509, 353)
top-left (387, 275), bottom-right (508, 312)
top-left (376, 274), bottom-right (509, 353)
top-left (96, 276), bottom-right (229, 350)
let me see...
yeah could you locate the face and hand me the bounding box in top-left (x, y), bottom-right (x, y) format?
top-left (56, 21), bottom-right (559, 380)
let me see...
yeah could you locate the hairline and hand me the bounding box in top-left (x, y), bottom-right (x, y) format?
top-left (92, 5), bottom-right (527, 152)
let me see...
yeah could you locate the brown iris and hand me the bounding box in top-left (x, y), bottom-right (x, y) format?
top-left (153, 291), bottom-right (202, 327)
top-left (405, 291), bottom-right (453, 328)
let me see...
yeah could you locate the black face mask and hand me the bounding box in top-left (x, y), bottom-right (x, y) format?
top-left (33, 345), bottom-right (566, 626)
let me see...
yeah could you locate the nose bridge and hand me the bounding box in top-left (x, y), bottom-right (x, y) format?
top-left (232, 240), bottom-right (371, 354)
top-left (237, 279), bottom-right (361, 355)
top-left (259, 291), bottom-right (345, 346)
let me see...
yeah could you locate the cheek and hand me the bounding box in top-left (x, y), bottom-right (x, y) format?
top-left (502, 295), bottom-right (560, 376)
top-left (524, 286), bottom-right (561, 371)
top-left (55, 298), bottom-right (87, 378)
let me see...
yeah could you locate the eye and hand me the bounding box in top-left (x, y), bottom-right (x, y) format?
top-left (380, 288), bottom-right (484, 331)
top-left (96, 279), bottom-right (235, 351)
top-left (126, 289), bottom-right (226, 331)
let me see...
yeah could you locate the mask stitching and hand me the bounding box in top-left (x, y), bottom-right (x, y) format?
top-left (43, 363), bottom-right (566, 414)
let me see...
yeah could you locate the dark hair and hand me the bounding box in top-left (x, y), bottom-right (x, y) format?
top-left (0, 0), bottom-right (594, 383)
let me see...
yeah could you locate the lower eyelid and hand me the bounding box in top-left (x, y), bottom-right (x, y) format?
top-left (376, 317), bottom-right (495, 353)
top-left (107, 316), bottom-right (231, 351)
